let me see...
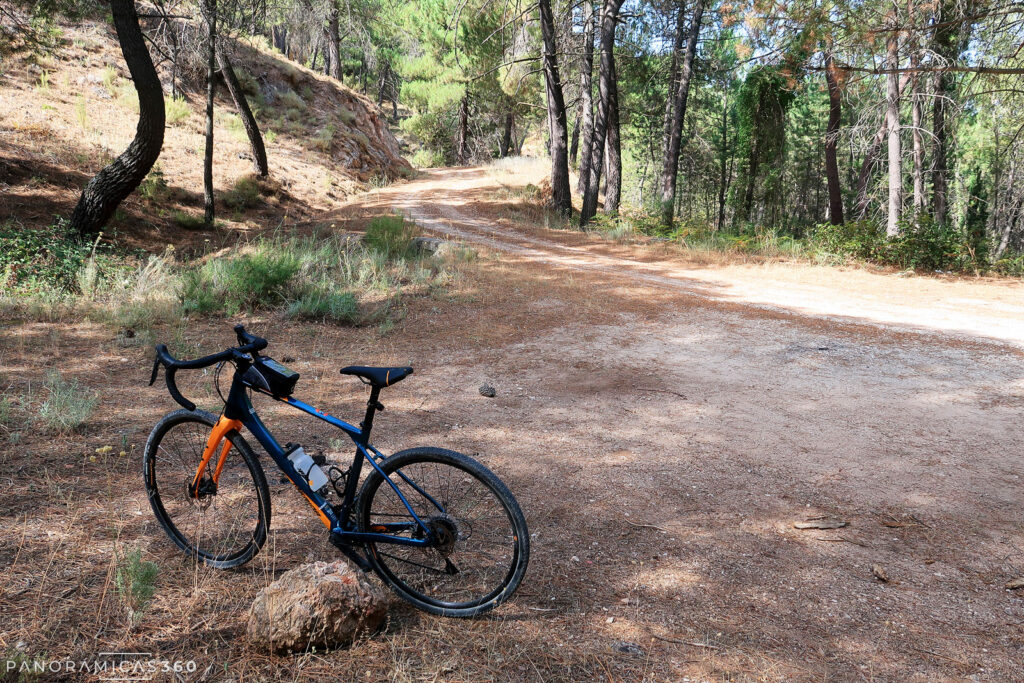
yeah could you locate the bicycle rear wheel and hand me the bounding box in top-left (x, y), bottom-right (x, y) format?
top-left (357, 447), bottom-right (529, 617)
top-left (143, 409), bottom-right (270, 569)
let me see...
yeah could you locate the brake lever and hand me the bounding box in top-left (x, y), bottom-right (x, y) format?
top-left (148, 357), bottom-right (161, 386)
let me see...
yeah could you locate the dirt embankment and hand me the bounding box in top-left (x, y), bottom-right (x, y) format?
top-left (0, 18), bottom-right (410, 251)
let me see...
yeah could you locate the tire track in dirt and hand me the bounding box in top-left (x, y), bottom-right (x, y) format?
top-left (394, 167), bottom-right (1024, 349)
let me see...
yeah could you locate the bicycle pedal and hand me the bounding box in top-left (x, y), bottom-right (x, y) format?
top-left (312, 453), bottom-right (328, 466)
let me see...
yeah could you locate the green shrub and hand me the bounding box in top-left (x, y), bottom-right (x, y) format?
top-left (172, 211), bottom-right (206, 230)
top-left (39, 371), bottom-right (97, 433)
top-left (0, 218), bottom-right (104, 292)
top-left (115, 548), bottom-right (159, 627)
top-left (139, 165), bottom-right (167, 201)
top-left (75, 95), bottom-right (88, 129)
top-left (165, 96), bottom-right (190, 125)
top-left (810, 220), bottom-right (885, 261)
top-left (883, 216), bottom-right (968, 271)
top-left (364, 215), bottom-right (418, 259)
top-left (182, 248), bottom-right (300, 315)
top-left (410, 148), bottom-right (444, 168)
top-left (312, 124), bottom-right (336, 152)
top-left (287, 290), bottom-right (359, 323)
top-left (223, 176), bottom-right (262, 210)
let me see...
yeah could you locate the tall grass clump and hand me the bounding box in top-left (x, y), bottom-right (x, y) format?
top-left (39, 371), bottom-right (97, 433)
top-left (182, 246), bottom-right (300, 315)
top-left (165, 95), bottom-right (190, 125)
top-left (363, 215), bottom-right (418, 259)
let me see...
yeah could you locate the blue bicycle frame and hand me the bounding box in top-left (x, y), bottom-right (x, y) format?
top-left (218, 364), bottom-right (438, 551)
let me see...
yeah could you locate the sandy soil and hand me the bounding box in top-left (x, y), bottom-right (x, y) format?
top-left (2, 165), bottom-right (1023, 681)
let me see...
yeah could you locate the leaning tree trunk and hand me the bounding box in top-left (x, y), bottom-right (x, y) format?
top-left (218, 46), bottom-right (268, 177)
top-left (824, 53), bottom-right (844, 225)
top-left (70, 0), bottom-right (165, 235)
top-left (604, 54), bottom-right (621, 214)
top-left (202, 0), bottom-right (217, 226)
top-left (580, 0), bottom-right (625, 225)
top-left (885, 10), bottom-right (902, 237)
top-left (569, 105), bottom-right (580, 166)
top-left (539, 0), bottom-right (572, 216)
top-left (576, 0), bottom-right (596, 195)
top-left (658, 0), bottom-right (705, 228)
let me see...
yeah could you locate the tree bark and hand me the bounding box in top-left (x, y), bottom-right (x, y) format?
top-left (576, 0), bottom-right (596, 195)
top-left (326, 3), bottom-right (341, 80)
top-left (539, 0), bottom-right (572, 216)
top-left (500, 105), bottom-right (513, 157)
top-left (70, 0), bottom-right (165, 235)
top-left (580, 0), bottom-right (624, 225)
top-left (569, 104), bottom-right (580, 167)
top-left (603, 54), bottom-right (621, 214)
top-left (885, 9), bottom-right (902, 236)
top-left (824, 53), bottom-right (844, 225)
top-left (218, 47), bottom-right (268, 178)
top-left (658, 0), bottom-right (705, 228)
top-left (202, 0), bottom-right (217, 226)
top-left (908, 2), bottom-right (924, 212)
top-left (932, 0), bottom-right (955, 225)
top-left (662, 0), bottom-right (687, 159)
top-left (716, 86), bottom-right (728, 230)
top-left (855, 121), bottom-right (887, 219)
top-left (456, 94), bottom-right (469, 164)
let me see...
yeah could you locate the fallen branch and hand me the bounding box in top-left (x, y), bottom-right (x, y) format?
top-left (651, 634), bottom-right (720, 650)
top-left (633, 385), bottom-right (687, 399)
top-left (625, 520), bottom-right (668, 532)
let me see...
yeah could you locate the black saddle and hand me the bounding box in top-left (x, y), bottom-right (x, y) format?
top-left (339, 365), bottom-right (413, 388)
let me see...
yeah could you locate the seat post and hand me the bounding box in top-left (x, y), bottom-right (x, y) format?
top-left (359, 385), bottom-right (383, 443)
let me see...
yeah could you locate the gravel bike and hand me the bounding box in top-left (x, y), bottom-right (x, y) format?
top-left (143, 324), bottom-right (529, 617)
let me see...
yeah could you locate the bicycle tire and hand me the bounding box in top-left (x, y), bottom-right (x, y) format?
top-left (143, 409), bottom-right (271, 569)
top-left (357, 447), bottom-right (529, 617)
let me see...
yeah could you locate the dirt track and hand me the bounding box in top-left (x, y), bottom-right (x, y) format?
top-left (348, 167), bottom-right (1024, 679)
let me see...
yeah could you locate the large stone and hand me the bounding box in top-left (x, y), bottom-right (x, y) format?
top-left (247, 561), bottom-right (387, 654)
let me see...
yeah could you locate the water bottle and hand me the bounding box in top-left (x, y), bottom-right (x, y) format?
top-left (285, 444), bottom-right (329, 492)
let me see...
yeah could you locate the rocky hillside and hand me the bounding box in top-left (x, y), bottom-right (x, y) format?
top-left (0, 19), bottom-right (411, 251)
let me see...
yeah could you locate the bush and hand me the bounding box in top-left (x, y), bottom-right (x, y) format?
top-left (0, 218), bottom-right (105, 292)
top-left (39, 371), bottom-right (97, 433)
top-left (223, 176), bottom-right (261, 210)
top-left (165, 96), bottom-right (190, 125)
top-left (287, 290), bottom-right (359, 323)
top-left (364, 215), bottom-right (418, 259)
top-left (115, 548), bottom-right (158, 627)
top-left (810, 220), bottom-right (885, 261)
top-left (182, 248), bottom-right (300, 315)
top-left (172, 211), bottom-right (205, 230)
top-left (410, 148), bottom-right (445, 168)
top-left (883, 216), bottom-right (968, 271)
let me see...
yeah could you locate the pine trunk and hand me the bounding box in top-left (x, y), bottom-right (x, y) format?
top-left (218, 46), bottom-right (268, 177)
top-left (885, 12), bottom-right (902, 237)
top-left (604, 54), bottom-right (621, 214)
top-left (539, 0), bottom-right (572, 216)
top-left (327, 4), bottom-right (341, 80)
top-left (824, 53), bottom-right (844, 225)
top-left (658, 0), bottom-right (705, 228)
top-left (70, 0), bottom-right (165, 235)
top-left (580, 0), bottom-right (624, 225)
top-left (203, 0), bottom-right (217, 226)
top-left (576, 0), bottom-right (596, 195)
top-left (457, 94), bottom-right (470, 164)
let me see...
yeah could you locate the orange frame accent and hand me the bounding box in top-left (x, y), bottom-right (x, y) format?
top-left (192, 415), bottom-right (244, 494)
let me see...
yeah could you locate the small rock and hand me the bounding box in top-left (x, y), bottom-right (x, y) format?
top-left (248, 560), bottom-right (387, 654)
top-left (871, 564), bottom-right (891, 583)
top-left (281, 355), bottom-right (296, 363)
top-left (613, 641), bottom-right (644, 656)
top-left (1005, 577), bottom-right (1024, 590)
top-left (479, 383), bottom-right (496, 398)
top-left (606, 616), bottom-right (614, 624)
top-left (412, 236), bottom-right (445, 253)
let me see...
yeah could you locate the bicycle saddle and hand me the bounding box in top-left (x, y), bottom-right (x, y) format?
top-left (339, 365), bottom-right (413, 387)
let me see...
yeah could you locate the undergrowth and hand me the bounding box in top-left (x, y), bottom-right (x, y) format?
top-left (0, 216), bottom-right (470, 332)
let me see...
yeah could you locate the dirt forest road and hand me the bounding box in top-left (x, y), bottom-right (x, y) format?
top-left (344, 166), bottom-right (1024, 680)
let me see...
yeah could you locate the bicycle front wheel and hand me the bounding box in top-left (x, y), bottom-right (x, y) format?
top-left (143, 409), bottom-right (271, 569)
top-left (358, 447), bottom-right (529, 617)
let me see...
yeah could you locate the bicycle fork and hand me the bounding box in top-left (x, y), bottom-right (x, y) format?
top-left (189, 415), bottom-right (243, 497)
